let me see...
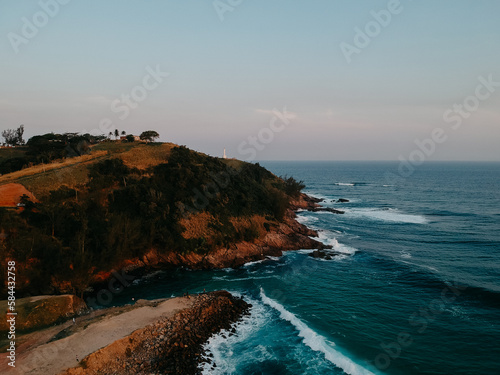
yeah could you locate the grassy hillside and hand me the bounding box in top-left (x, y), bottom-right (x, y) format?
top-left (0, 142), bottom-right (175, 197)
top-left (0, 142), bottom-right (303, 298)
top-left (0, 146), bottom-right (27, 164)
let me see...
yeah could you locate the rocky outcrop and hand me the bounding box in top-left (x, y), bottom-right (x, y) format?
top-left (141, 217), bottom-right (328, 270)
top-left (0, 295), bottom-right (87, 333)
top-left (93, 193), bottom-right (330, 274)
top-left (337, 198), bottom-right (350, 203)
top-left (309, 250), bottom-right (342, 260)
top-left (86, 193), bottom-right (330, 290)
top-left (289, 193), bottom-right (323, 211)
top-left (308, 207), bottom-right (345, 214)
top-left (136, 207), bottom-right (329, 270)
top-left (62, 291), bottom-right (249, 375)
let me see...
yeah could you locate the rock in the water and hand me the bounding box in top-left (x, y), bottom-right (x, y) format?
top-left (308, 207), bottom-right (345, 214)
top-left (337, 198), bottom-right (350, 203)
top-left (309, 250), bottom-right (341, 260)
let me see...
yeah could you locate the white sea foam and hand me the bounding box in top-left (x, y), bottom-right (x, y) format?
top-left (296, 215), bottom-right (319, 225)
top-left (421, 264), bottom-right (439, 273)
top-left (212, 275), bottom-right (275, 282)
top-left (242, 259), bottom-right (266, 267)
top-left (260, 289), bottom-right (376, 375)
top-left (447, 305), bottom-right (470, 321)
top-left (266, 256), bottom-right (281, 261)
top-left (400, 251), bottom-right (412, 259)
top-left (316, 231), bottom-right (358, 256)
top-left (335, 182), bottom-right (355, 186)
top-left (345, 208), bottom-right (427, 224)
top-left (200, 295), bottom-right (270, 374)
top-left (306, 192), bottom-right (332, 201)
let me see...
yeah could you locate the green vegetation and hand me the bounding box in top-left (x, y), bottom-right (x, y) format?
top-left (0, 132), bottom-right (106, 175)
top-left (1, 125), bottom-right (25, 147)
top-left (281, 175), bottom-right (306, 198)
top-left (0, 143), bottom-right (304, 298)
top-left (140, 130), bottom-right (160, 143)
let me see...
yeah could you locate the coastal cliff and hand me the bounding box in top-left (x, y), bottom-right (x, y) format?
top-left (121, 193), bottom-right (327, 271)
top-left (1, 143), bottom-right (326, 298)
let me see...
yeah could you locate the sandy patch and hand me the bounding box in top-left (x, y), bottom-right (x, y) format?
top-left (0, 183), bottom-right (37, 207)
top-left (0, 297), bottom-right (193, 375)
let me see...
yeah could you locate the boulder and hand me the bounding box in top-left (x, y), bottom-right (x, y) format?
top-left (309, 250), bottom-right (341, 260)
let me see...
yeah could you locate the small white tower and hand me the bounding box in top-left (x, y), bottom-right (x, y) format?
top-left (223, 148), bottom-right (227, 159)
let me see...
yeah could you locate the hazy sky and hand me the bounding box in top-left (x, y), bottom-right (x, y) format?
top-left (1, 0), bottom-right (499, 161)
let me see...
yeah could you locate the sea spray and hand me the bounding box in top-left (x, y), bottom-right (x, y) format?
top-left (200, 294), bottom-right (270, 374)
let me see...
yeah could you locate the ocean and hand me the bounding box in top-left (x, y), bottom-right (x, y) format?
top-left (109, 161), bottom-right (500, 375)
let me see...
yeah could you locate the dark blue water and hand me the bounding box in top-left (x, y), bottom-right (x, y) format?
top-left (111, 162), bottom-right (500, 374)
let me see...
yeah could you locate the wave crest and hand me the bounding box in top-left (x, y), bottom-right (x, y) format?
top-left (346, 208), bottom-right (427, 224)
top-left (260, 289), bottom-right (376, 375)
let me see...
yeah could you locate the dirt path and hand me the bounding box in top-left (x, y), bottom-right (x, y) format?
top-left (0, 297), bottom-right (194, 375)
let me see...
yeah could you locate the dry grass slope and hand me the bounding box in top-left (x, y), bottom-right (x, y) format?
top-left (0, 142), bottom-right (177, 197)
top-left (118, 142), bottom-right (176, 170)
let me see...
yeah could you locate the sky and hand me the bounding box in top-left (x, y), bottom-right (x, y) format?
top-left (1, 0), bottom-right (499, 161)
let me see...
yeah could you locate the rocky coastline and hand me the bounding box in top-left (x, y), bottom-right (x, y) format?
top-left (61, 291), bottom-right (249, 375)
top-left (2, 194), bottom-right (335, 374)
top-left (89, 193), bottom-right (331, 293)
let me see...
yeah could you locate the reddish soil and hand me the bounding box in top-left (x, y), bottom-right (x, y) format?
top-left (0, 183), bottom-right (37, 207)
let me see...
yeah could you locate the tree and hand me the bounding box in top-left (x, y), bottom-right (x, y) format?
top-left (121, 130), bottom-right (126, 136)
top-left (108, 131), bottom-right (113, 139)
top-left (26, 133), bottom-right (91, 163)
top-left (139, 130), bottom-right (160, 143)
top-left (1, 125), bottom-right (25, 146)
top-left (26, 133), bottom-right (66, 162)
top-left (114, 129), bottom-right (119, 140)
top-left (125, 134), bottom-right (135, 142)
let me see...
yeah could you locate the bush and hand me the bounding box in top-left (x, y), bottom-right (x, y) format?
top-left (281, 175), bottom-right (305, 197)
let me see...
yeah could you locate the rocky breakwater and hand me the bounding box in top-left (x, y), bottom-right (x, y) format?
top-left (62, 291), bottom-right (249, 375)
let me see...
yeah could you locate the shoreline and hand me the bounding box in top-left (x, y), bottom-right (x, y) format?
top-left (0, 194), bottom-right (325, 373)
top-left (89, 193), bottom-right (328, 289)
top-left (1, 292), bottom-right (248, 375)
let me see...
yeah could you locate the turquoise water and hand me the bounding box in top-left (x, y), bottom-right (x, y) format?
top-left (110, 162), bottom-right (500, 374)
